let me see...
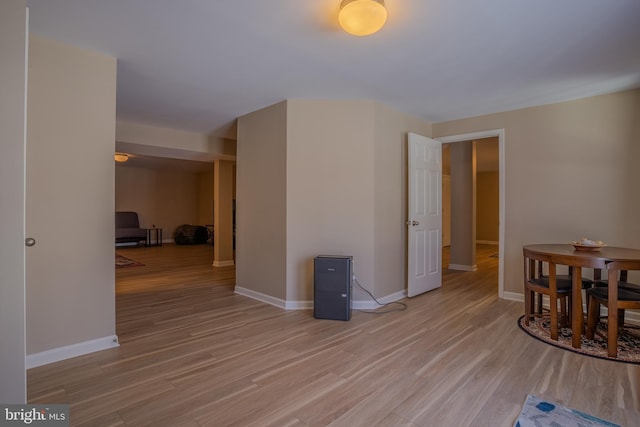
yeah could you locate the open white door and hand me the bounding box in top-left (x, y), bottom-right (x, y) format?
top-left (407, 133), bottom-right (442, 297)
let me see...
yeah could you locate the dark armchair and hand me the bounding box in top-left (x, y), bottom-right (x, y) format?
top-left (115, 211), bottom-right (147, 245)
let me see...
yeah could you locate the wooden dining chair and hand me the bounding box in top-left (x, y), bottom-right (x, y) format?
top-left (523, 253), bottom-right (573, 341)
top-left (589, 269), bottom-right (639, 326)
top-left (593, 269), bottom-right (639, 291)
top-left (538, 266), bottom-right (593, 320)
top-left (586, 260), bottom-right (640, 358)
top-left (553, 267), bottom-right (594, 289)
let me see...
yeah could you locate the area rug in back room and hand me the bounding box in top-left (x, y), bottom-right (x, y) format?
top-left (115, 253), bottom-right (145, 268)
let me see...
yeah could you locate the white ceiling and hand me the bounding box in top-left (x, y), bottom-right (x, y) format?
top-left (26, 0), bottom-right (640, 137)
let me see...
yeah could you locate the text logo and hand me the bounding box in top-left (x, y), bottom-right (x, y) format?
top-left (1, 405), bottom-right (69, 426)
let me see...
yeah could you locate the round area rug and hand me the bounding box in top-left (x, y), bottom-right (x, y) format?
top-left (517, 314), bottom-right (640, 364)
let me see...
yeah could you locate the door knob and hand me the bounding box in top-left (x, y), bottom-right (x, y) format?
top-left (412, 221), bottom-right (419, 226)
top-left (25, 237), bottom-right (36, 247)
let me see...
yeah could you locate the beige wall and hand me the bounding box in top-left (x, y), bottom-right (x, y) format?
top-left (433, 89), bottom-right (640, 295)
top-left (198, 168), bottom-right (214, 226)
top-left (238, 99), bottom-right (432, 304)
top-left (0, 0), bottom-right (27, 402)
top-left (236, 101), bottom-right (288, 300)
top-left (115, 165), bottom-right (212, 240)
top-left (26, 35), bottom-right (117, 354)
top-left (116, 121), bottom-right (210, 154)
top-left (477, 171), bottom-right (499, 242)
top-left (449, 141), bottom-right (477, 269)
top-left (213, 159), bottom-right (235, 265)
top-left (287, 100), bottom-right (376, 302)
top-left (116, 121), bottom-right (235, 162)
top-left (373, 103), bottom-right (433, 298)
top-left (442, 175), bottom-right (451, 247)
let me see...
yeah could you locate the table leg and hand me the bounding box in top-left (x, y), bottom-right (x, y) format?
top-left (571, 266), bottom-right (583, 348)
top-left (549, 263), bottom-right (558, 341)
top-left (524, 257), bottom-right (532, 325)
top-left (607, 268), bottom-right (618, 358)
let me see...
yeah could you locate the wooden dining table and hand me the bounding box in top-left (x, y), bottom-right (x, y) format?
top-left (523, 244), bottom-right (640, 349)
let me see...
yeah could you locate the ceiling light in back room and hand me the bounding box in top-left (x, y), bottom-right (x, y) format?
top-left (114, 153), bottom-right (129, 163)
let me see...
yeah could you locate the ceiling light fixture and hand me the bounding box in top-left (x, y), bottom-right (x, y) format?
top-left (114, 153), bottom-right (129, 163)
top-left (338, 0), bottom-right (387, 36)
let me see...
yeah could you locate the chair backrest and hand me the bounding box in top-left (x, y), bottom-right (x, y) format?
top-left (606, 260), bottom-right (640, 272)
top-left (115, 211), bottom-right (140, 228)
top-left (593, 268), bottom-right (628, 282)
top-left (606, 260), bottom-right (640, 283)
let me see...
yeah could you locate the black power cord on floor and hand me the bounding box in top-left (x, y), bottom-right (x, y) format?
top-left (352, 275), bottom-right (407, 314)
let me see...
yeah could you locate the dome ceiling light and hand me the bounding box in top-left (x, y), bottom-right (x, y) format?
top-left (338, 0), bottom-right (388, 36)
top-left (114, 153), bottom-right (129, 163)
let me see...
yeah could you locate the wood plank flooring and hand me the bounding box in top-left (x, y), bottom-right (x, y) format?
top-left (27, 244), bottom-right (640, 426)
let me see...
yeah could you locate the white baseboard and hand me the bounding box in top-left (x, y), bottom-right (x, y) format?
top-left (448, 263), bottom-right (478, 272)
top-left (285, 299), bottom-right (313, 310)
top-left (234, 286), bottom-right (314, 310)
top-left (26, 335), bottom-right (119, 369)
top-left (353, 290), bottom-right (407, 310)
top-left (502, 291), bottom-right (523, 302)
top-left (624, 310), bottom-right (640, 324)
top-left (476, 240), bottom-right (499, 245)
top-left (234, 286), bottom-right (288, 309)
top-left (235, 286), bottom-right (406, 311)
top-left (213, 260), bottom-right (235, 267)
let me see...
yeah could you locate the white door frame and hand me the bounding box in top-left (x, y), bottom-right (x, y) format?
top-left (437, 129), bottom-right (505, 299)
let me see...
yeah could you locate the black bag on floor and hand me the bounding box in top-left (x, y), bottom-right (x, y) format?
top-left (175, 224), bottom-right (208, 245)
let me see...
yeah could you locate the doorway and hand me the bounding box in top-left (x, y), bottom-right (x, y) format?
top-left (437, 130), bottom-right (505, 297)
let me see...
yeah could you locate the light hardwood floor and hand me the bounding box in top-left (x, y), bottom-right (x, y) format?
top-left (28, 244), bottom-right (640, 426)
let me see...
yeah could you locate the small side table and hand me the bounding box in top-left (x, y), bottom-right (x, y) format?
top-left (146, 228), bottom-right (163, 247)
